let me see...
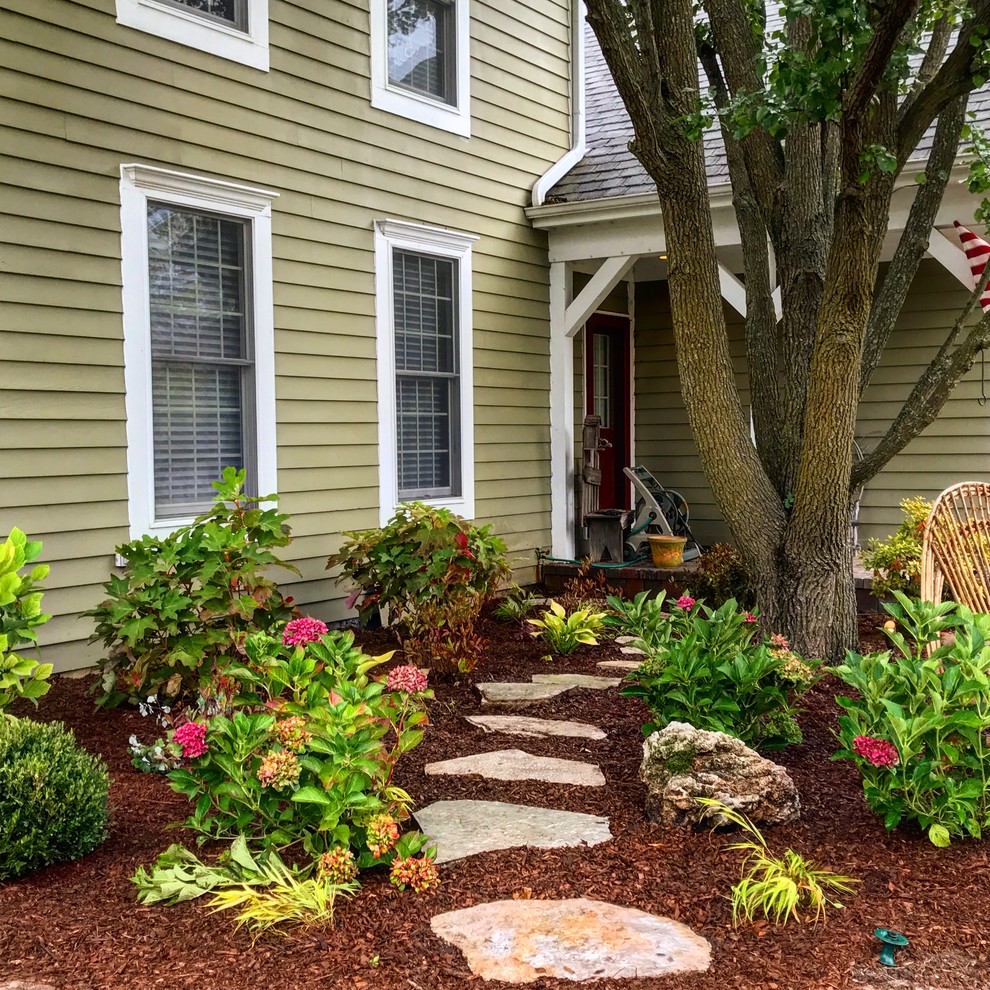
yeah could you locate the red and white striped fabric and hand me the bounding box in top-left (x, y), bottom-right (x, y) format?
top-left (953, 221), bottom-right (990, 313)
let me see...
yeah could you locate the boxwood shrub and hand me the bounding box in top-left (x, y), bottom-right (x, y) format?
top-left (0, 716), bottom-right (110, 880)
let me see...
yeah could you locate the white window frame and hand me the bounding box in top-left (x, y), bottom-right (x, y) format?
top-left (374, 219), bottom-right (478, 524)
top-left (369, 0), bottom-right (471, 137)
top-left (119, 163), bottom-right (278, 539)
top-left (115, 0), bottom-right (270, 71)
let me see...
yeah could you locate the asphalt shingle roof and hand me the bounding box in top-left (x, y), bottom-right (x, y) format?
top-left (550, 24), bottom-right (990, 203)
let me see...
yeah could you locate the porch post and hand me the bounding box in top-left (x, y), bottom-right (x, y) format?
top-left (549, 260), bottom-right (576, 558)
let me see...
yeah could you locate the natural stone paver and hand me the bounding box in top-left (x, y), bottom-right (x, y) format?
top-left (466, 714), bottom-right (606, 740)
top-left (425, 749), bottom-right (606, 787)
top-left (478, 682), bottom-right (573, 706)
top-left (431, 897), bottom-right (711, 983)
top-left (614, 635), bottom-right (640, 644)
top-left (530, 673), bottom-right (622, 690)
top-left (0, 982), bottom-right (57, 990)
top-left (597, 659), bottom-right (641, 671)
top-left (414, 800), bottom-right (612, 864)
top-left (620, 645), bottom-right (647, 656)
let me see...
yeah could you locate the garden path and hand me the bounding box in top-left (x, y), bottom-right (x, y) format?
top-left (415, 667), bottom-right (714, 983)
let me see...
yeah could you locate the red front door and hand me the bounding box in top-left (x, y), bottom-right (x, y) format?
top-left (585, 315), bottom-right (631, 510)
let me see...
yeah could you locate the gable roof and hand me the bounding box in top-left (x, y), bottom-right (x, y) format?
top-left (549, 24), bottom-right (990, 204)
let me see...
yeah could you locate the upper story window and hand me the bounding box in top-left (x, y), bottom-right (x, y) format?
top-left (119, 164), bottom-right (278, 538)
top-left (374, 219), bottom-right (478, 523)
top-left (371, 1), bottom-right (471, 136)
top-left (115, 0), bottom-right (269, 71)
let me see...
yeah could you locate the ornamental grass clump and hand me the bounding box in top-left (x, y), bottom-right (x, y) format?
top-left (621, 597), bottom-right (818, 749)
top-left (328, 502), bottom-right (510, 674)
top-left (699, 799), bottom-right (858, 926)
top-left (88, 468), bottom-right (297, 707)
top-left (834, 593), bottom-right (990, 846)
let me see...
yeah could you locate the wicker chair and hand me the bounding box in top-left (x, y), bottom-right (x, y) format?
top-left (919, 482), bottom-right (990, 611)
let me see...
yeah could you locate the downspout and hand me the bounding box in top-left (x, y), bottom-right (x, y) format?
top-left (531, 0), bottom-right (586, 207)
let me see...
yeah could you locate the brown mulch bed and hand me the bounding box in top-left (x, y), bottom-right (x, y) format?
top-left (1, 612), bottom-right (989, 990)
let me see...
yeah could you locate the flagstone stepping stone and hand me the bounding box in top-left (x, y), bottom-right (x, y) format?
top-left (414, 800), bottom-right (612, 864)
top-left (620, 645), bottom-right (647, 656)
top-left (597, 659), bottom-right (641, 672)
top-left (614, 635), bottom-right (640, 644)
top-left (425, 749), bottom-right (606, 787)
top-left (530, 673), bottom-right (622, 689)
top-left (431, 897), bottom-right (711, 983)
top-left (478, 682), bottom-right (573, 706)
top-left (466, 714), bottom-right (606, 740)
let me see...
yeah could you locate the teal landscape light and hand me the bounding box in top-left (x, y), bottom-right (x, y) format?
top-left (874, 928), bottom-right (909, 966)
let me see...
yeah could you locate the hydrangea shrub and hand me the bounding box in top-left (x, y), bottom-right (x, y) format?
top-left (834, 593), bottom-right (990, 846)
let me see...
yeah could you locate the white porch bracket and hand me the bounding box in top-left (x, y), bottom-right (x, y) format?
top-left (564, 254), bottom-right (638, 336)
top-left (926, 226), bottom-right (975, 290)
top-left (719, 262), bottom-right (783, 321)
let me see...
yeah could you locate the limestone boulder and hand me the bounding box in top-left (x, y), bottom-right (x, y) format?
top-left (640, 721), bottom-right (800, 827)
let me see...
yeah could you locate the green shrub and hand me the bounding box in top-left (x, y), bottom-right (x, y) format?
top-left (0, 715), bottom-right (110, 880)
top-left (0, 528), bottom-right (53, 713)
top-left (834, 593), bottom-right (990, 846)
top-left (492, 584), bottom-right (538, 622)
top-left (328, 502), bottom-right (510, 673)
top-left (861, 496), bottom-right (933, 598)
top-left (690, 543), bottom-right (754, 609)
top-left (621, 598), bottom-right (818, 749)
top-left (527, 600), bottom-right (608, 655)
top-left (87, 468), bottom-right (297, 707)
top-left (159, 621), bottom-right (433, 865)
top-left (605, 590), bottom-right (676, 655)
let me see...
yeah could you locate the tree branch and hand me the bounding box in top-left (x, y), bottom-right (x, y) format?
top-left (861, 97), bottom-right (968, 394)
top-left (897, 3), bottom-right (990, 166)
top-left (844, 0), bottom-right (922, 121)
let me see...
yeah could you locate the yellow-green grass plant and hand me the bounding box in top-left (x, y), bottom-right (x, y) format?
top-left (699, 799), bottom-right (858, 925)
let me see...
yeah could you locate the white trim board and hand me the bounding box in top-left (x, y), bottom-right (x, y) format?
top-left (119, 163), bottom-right (278, 540)
top-left (369, 0), bottom-right (471, 137)
top-left (374, 218), bottom-right (479, 525)
top-left (115, 0), bottom-right (270, 71)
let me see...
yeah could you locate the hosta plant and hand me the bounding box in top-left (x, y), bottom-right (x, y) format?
top-left (492, 584), bottom-right (538, 623)
top-left (328, 501), bottom-right (510, 673)
top-left (527, 600), bottom-right (608, 655)
top-left (0, 528), bottom-right (52, 712)
top-left (700, 799), bottom-right (858, 926)
top-left (834, 593), bottom-right (990, 846)
top-left (621, 598), bottom-right (818, 749)
top-left (88, 468), bottom-right (297, 707)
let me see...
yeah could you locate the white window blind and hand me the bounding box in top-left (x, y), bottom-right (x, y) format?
top-left (164, 0), bottom-right (247, 30)
top-left (393, 249), bottom-right (459, 498)
top-left (387, 0), bottom-right (456, 105)
top-left (147, 204), bottom-right (252, 518)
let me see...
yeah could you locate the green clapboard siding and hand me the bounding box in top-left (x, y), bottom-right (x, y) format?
top-left (2, 0), bottom-right (571, 671)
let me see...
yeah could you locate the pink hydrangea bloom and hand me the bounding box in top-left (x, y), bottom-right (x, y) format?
top-left (257, 750), bottom-right (301, 788)
top-left (853, 735), bottom-right (900, 767)
top-left (675, 595), bottom-right (696, 610)
top-left (366, 813), bottom-right (400, 858)
top-left (390, 855), bottom-right (440, 893)
top-left (282, 616), bottom-right (329, 647)
top-left (387, 664), bottom-right (429, 694)
top-left (770, 633), bottom-right (790, 649)
top-left (172, 721), bottom-right (208, 759)
top-left (744, 612), bottom-right (758, 623)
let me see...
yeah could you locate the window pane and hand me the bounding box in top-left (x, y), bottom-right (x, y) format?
top-left (152, 362), bottom-right (244, 516)
top-left (593, 333), bottom-right (611, 428)
top-left (147, 203), bottom-right (251, 518)
top-left (165, 0), bottom-right (245, 29)
top-left (387, 0), bottom-right (455, 104)
top-left (393, 251), bottom-right (455, 374)
top-left (148, 205), bottom-right (247, 361)
top-left (396, 376), bottom-right (453, 494)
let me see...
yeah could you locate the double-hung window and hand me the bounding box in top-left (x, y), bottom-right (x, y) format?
top-left (370, 1), bottom-right (471, 136)
top-left (115, 0), bottom-right (269, 70)
top-left (375, 220), bottom-right (477, 523)
top-left (120, 164), bottom-right (277, 539)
